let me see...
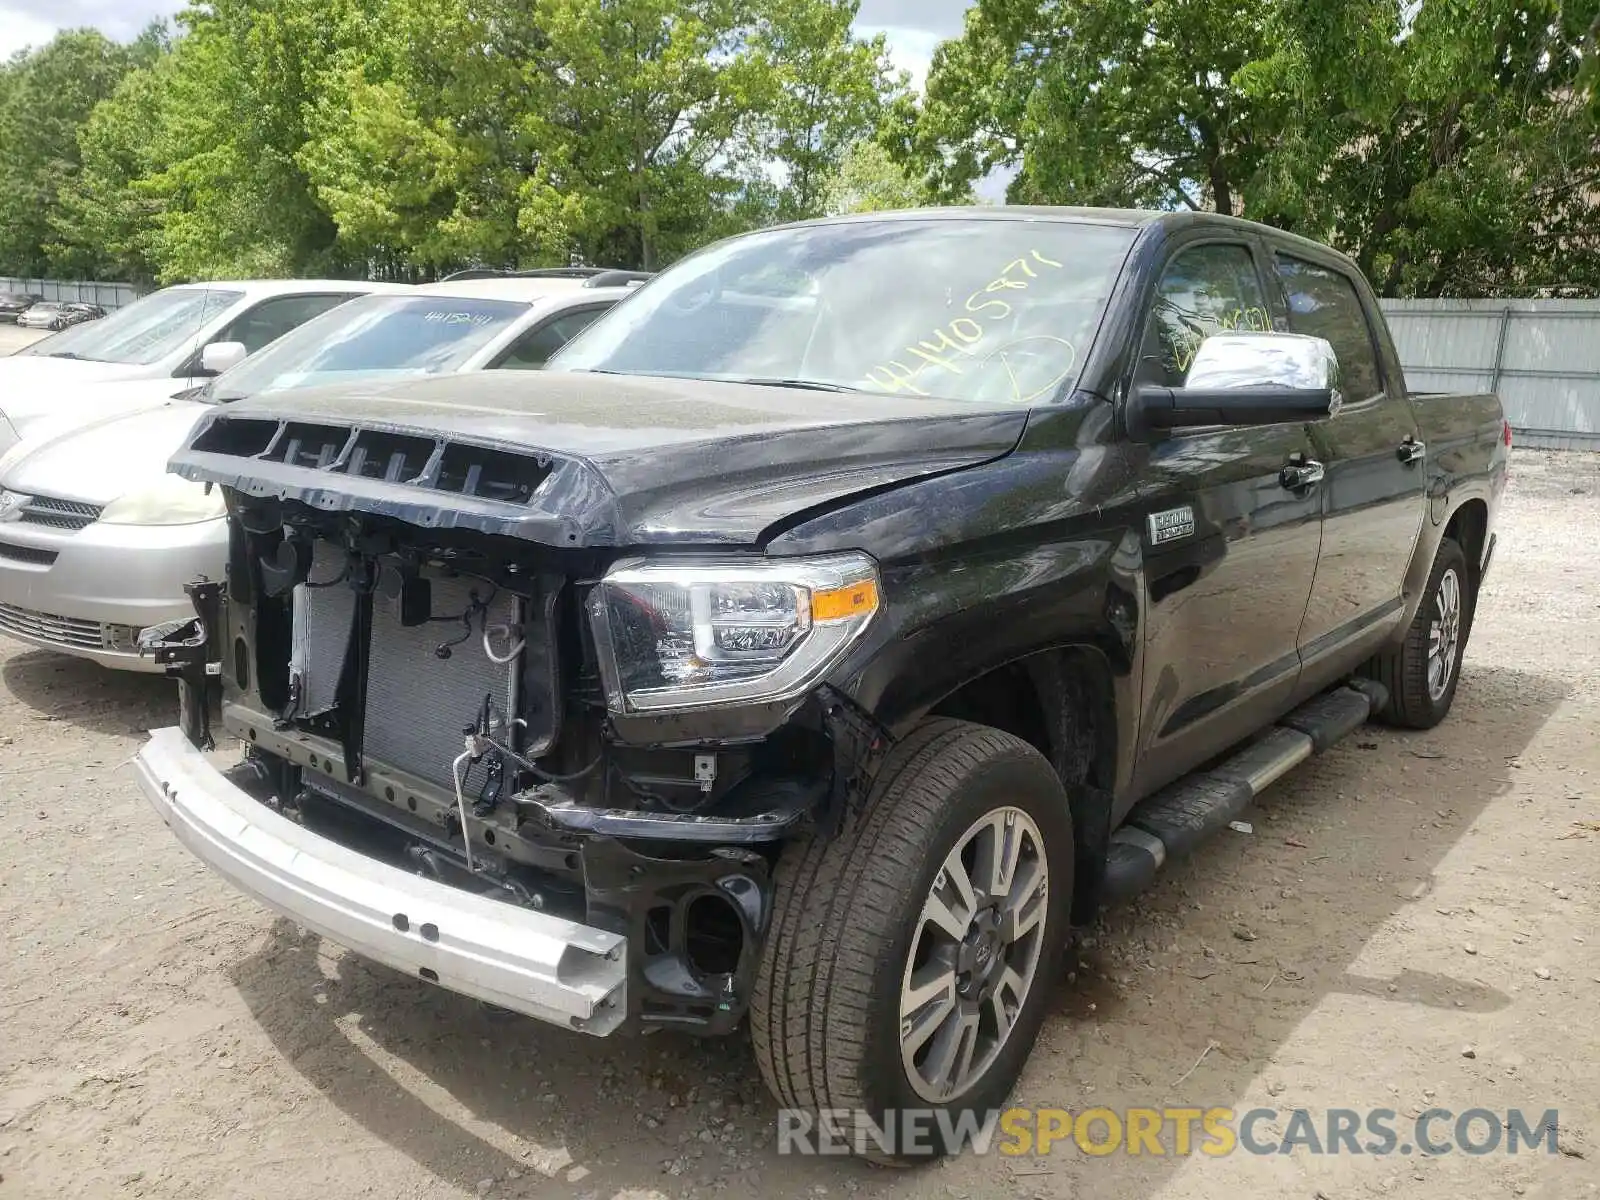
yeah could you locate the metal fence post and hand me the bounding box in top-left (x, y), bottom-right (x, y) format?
top-left (1489, 306), bottom-right (1513, 396)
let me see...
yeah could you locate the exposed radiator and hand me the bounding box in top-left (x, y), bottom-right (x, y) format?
top-left (287, 547), bottom-right (524, 797)
top-left (363, 569), bottom-right (522, 796)
top-left (289, 541), bottom-right (357, 718)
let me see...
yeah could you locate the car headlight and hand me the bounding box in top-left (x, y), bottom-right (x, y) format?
top-left (99, 474), bottom-right (227, 526)
top-left (588, 553), bottom-right (881, 713)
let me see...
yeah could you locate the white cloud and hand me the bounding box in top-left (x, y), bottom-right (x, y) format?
top-left (0, 9), bottom-right (59, 60)
top-left (0, 0), bottom-right (184, 59)
top-left (858, 23), bottom-right (945, 91)
top-left (855, 0), bottom-right (971, 40)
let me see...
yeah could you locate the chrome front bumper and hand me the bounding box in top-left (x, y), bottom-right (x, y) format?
top-left (134, 727), bottom-right (629, 1034)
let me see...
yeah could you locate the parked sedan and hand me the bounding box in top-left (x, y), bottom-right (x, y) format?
top-left (16, 301), bottom-right (105, 331)
top-left (0, 271), bottom-right (644, 670)
top-left (0, 292), bottom-right (45, 323)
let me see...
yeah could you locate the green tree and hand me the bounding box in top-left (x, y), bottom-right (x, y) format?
top-left (823, 138), bottom-right (926, 214)
top-left (1245, 0), bottom-right (1600, 296)
top-left (904, 0), bottom-right (1600, 296)
top-left (898, 0), bottom-right (1273, 212)
top-left (298, 0), bottom-right (541, 273)
top-left (514, 0), bottom-right (899, 268)
top-left (0, 30), bottom-right (147, 277)
top-left (746, 0), bottom-right (905, 222)
top-left (52, 58), bottom-right (168, 282)
top-left (511, 0), bottom-right (762, 270)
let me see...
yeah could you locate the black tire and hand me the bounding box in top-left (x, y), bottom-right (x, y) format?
top-left (750, 718), bottom-right (1074, 1164)
top-left (1365, 536), bottom-right (1473, 729)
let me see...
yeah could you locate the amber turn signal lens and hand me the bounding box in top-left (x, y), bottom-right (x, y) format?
top-left (812, 579), bottom-right (879, 622)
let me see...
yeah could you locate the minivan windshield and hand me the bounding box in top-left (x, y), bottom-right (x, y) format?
top-left (551, 217), bottom-right (1137, 404)
top-left (205, 294), bottom-right (527, 402)
top-left (21, 286), bottom-right (242, 365)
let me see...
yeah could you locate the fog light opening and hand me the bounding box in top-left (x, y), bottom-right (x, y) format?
top-left (684, 893), bottom-right (745, 978)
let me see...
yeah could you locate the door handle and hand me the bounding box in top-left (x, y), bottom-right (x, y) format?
top-left (1397, 437), bottom-right (1425, 464)
top-left (1280, 459), bottom-right (1325, 490)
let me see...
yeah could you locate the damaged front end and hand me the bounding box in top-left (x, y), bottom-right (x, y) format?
top-left (135, 418), bottom-right (890, 1037)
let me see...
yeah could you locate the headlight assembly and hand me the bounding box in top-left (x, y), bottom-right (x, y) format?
top-left (587, 553), bottom-right (881, 713)
top-left (100, 474), bottom-right (227, 526)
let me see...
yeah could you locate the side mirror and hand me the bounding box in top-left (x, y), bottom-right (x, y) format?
top-left (1129, 332), bottom-right (1342, 438)
top-left (198, 341), bottom-right (248, 377)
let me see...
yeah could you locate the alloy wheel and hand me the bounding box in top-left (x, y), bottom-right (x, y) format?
top-left (898, 807), bottom-right (1049, 1102)
top-left (1427, 567), bottom-right (1463, 701)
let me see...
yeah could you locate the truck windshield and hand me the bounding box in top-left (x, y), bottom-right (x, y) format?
top-left (551, 217), bottom-right (1137, 404)
top-left (205, 294), bottom-right (527, 402)
top-left (21, 287), bottom-right (242, 364)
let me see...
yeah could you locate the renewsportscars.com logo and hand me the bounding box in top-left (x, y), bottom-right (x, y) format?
top-left (777, 1106), bottom-right (1563, 1158)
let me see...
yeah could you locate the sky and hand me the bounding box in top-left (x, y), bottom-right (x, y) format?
top-left (0, 0), bottom-right (186, 60)
top-left (854, 0), bottom-right (972, 89)
top-left (1, 0), bottom-right (976, 84)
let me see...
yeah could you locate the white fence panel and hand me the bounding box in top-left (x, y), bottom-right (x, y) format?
top-left (1379, 299), bottom-right (1600, 451)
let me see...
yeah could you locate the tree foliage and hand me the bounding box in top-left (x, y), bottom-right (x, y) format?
top-left (5, 0), bottom-right (1595, 295)
top-left (0, 0), bottom-right (900, 282)
top-left (824, 139), bottom-right (927, 213)
top-left (0, 28), bottom-right (160, 278)
top-left (900, 0), bottom-right (1600, 296)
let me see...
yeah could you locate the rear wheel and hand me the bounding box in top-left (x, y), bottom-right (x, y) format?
top-left (1365, 536), bottom-right (1473, 729)
top-left (751, 718), bottom-right (1073, 1163)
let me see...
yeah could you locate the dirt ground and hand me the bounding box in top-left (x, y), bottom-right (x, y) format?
top-left (1, 450), bottom-right (1596, 1200)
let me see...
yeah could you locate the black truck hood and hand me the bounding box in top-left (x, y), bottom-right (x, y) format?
top-left (169, 371), bottom-right (1028, 547)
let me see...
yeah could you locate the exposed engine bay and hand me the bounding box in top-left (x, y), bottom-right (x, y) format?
top-left (180, 492), bottom-right (867, 1033)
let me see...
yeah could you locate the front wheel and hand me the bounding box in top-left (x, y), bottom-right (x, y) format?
top-left (751, 718), bottom-right (1074, 1163)
top-left (1365, 535), bottom-right (1474, 729)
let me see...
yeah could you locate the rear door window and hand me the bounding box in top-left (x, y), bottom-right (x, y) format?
top-left (1274, 256), bottom-right (1384, 402)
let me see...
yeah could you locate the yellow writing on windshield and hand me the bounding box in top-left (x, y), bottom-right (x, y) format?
top-left (863, 250), bottom-right (1068, 396)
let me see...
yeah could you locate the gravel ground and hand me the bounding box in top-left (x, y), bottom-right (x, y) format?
top-left (1, 449), bottom-right (1596, 1200)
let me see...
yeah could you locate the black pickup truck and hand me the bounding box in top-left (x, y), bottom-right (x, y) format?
top-left (135, 207), bottom-right (1507, 1160)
